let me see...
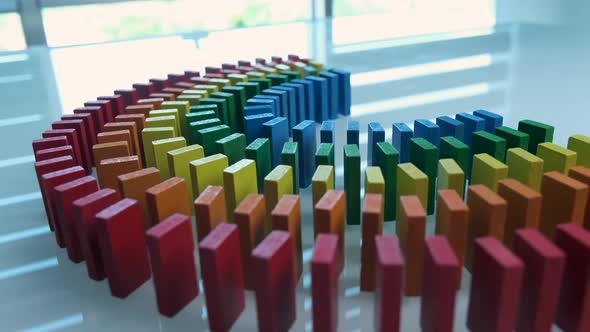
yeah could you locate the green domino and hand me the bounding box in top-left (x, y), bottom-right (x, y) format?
top-left (222, 86), bottom-right (247, 133)
top-left (200, 98), bottom-right (229, 128)
top-left (266, 74), bottom-right (289, 86)
top-left (281, 142), bottom-right (299, 194)
top-left (517, 119), bottom-right (554, 154)
top-left (249, 78), bottom-right (272, 90)
top-left (472, 131), bottom-right (507, 162)
top-left (216, 133), bottom-right (246, 165)
top-left (375, 142), bottom-right (399, 221)
top-left (142, 127), bottom-right (176, 168)
top-left (236, 82), bottom-right (261, 99)
top-left (176, 94), bottom-right (201, 106)
top-left (315, 143), bottom-right (335, 167)
top-left (190, 104), bottom-right (218, 115)
top-left (344, 144), bottom-right (361, 225)
top-left (210, 92), bottom-right (237, 133)
top-left (186, 111), bottom-right (217, 124)
top-left (195, 125), bottom-right (231, 156)
top-left (568, 134), bottom-right (590, 168)
top-left (149, 110), bottom-right (181, 136)
top-left (409, 138), bottom-right (438, 215)
top-left (440, 136), bottom-right (469, 174)
top-left (152, 137), bottom-right (187, 180)
top-left (494, 126), bottom-right (529, 151)
top-left (188, 118), bottom-right (222, 145)
top-left (280, 71), bottom-right (299, 80)
top-left (246, 138), bottom-right (272, 192)
top-left (161, 101), bottom-right (190, 138)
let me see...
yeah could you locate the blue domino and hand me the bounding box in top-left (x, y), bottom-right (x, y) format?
top-left (291, 79), bottom-right (315, 121)
top-left (305, 76), bottom-right (329, 123)
top-left (262, 89), bottom-right (288, 119)
top-left (393, 122), bottom-right (413, 163)
top-left (319, 71), bottom-right (339, 120)
top-left (282, 82), bottom-right (305, 124)
top-left (330, 69), bottom-right (351, 116)
top-left (263, 117), bottom-right (290, 167)
top-left (320, 120), bottom-right (335, 143)
top-left (246, 99), bottom-right (276, 116)
top-left (455, 112), bottom-right (485, 146)
top-left (273, 86), bottom-right (297, 134)
top-left (473, 109), bottom-right (503, 132)
top-left (436, 115), bottom-right (465, 141)
top-left (368, 122), bottom-right (385, 166)
top-left (244, 113), bottom-right (274, 144)
top-left (255, 94), bottom-right (281, 118)
top-left (293, 120), bottom-right (317, 188)
top-left (414, 119), bottom-right (440, 147)
top-left (347, 120), bottom-right (359, 145)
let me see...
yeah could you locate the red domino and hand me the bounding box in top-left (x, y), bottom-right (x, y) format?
top-left (190, 77), bottom-right (210, 85)
top-left (288, 54), bottom-right (300, 61)
top-left (467, 237), bottom-right (524, 332)
top-left (199, 223), bottom-right (245, 332)
top-left (146, 213), bottom-right (198, 317)
top-left (311, 234), bottom-right (339, 332)
top-left (97, 95), bottom-right (125, 117)
top-left (32, 136), bottom-right (68, 156)
top-left (236, 66), bottom-right (255, 73)
top-left (132, 83), bottom-right (155, 99)
top-left (238, 60), bottom-right (252, 67)
top-left (34, 155), bottom-right (76, 232)
top-left (184, 70), bottom-right (200, 78)
top-left (205, 66), bottom-right (221, 74)
top-left (252, 230), bottom-right (296, 332)
top-left (85, 100), bottom-right (114, 123)
top-left (149, 78), bottom-right (170, 91)
top-left (360, 193), bottom-right (383, 291)
top-left (96, 198), bottom-right (150, 298)
top-left (51, 120), bottom-right (91, 172)
top-left (62, 113), bottom-right (97, 146)
top-left (374, 235), bottom-right (404, 332)
top-left (204, 73), bottom-right (225, 79)
top-left (256, 58), bottom-right (266, 64)
top-left (167, 73), bottom-right (187, 84)
top-left (222, 63), bottom-right (236, 70)
top-left (74, 106), bottom-right (104, 132)
top-left (72, 188), bottom-right (120, 281)
top-left (54, 176), bottom-right (98, 263)
top-left (113, 89), bottom-right (138, 108)
top-left (513, 229), bottom-right (565, 332)
top-left (554, 223), bottom-right (590, 332)
top-left (41, 166), bottom-right (85, 247)
top-left (420, 236), bottom-right (460, 332)
top-left (271, 56), bottom-right (283, 63)
top-left (43, 129), bottom-right (83, 170)
top-left (35, 145), bottom-right (74, 162)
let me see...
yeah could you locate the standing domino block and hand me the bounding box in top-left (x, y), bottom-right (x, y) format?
top-left (518, 119), bottom-right (554, 154)
top-left (420, 236), bottom-right (460, 332)
top-left (375, 142), bottom-right (399, 221)
top-left (97, 156), bottom-right (141, 193)
top-left (32, 136), bottom-right (68, 157)
top-left (409, 138), bottom-right (438, 214)
top-left (293, 120), bottom-right (317, 188)
top-left (74, 106), bottom-right (104, 132)
top-left (152, 137), bottom-right (187, 179)
top-left (51, 120), bottom-right (91, 172)
top-left (272, 195), bottom-right (303, 283)
top-left (244, 113), bottom-right (274, 145)
top-left (223, 159), bottom-right (258, 222)
top-left (392, 122), bottom-right (413, 163)
top-left (216, 133), bottom-right (246, 165)
top-left (281, 142), bottom-right (299, 194)
top-left (438, 158), bottom-right (465, 198)
top-left (167, 144), bottom-right (205, 204)
top-left (368, 122), bottom-right (385, 166)
top-left (195, 125), bottom-right (231, 156)
top-left (569, 166), bottom-right (590, 229)
top-left (436, 116), bottom-right (464, 141)
top-left (319, 71), bottom-right (339, 119)
top-left (222, 86), bottom-right (247, 132)
top-left (117, 168), bottom-right (161, 229)
top-left (312, 165), bottom-right (334, 206)
top-left (347, 120), bottom-right (359, 145)
top-left (330, 68), bottom-right (351, 116)
top-left (314, 190), bottom-right (346, 273)
top-left (97, 95), bottom-right (124, 117)
top-left (141, 127), bottom-right (175, 168)
top-left (85, 99), bottom-right (114, 123)
top-left (92, 142), bottom-right (130, 169)
top-left (414, 119), bottom-right (440, 147)
top-left (102, 122), bottom-right (142, 165)
top-left (146, 213), bottom-right (199, 317)
top-left (396, 163), bottom-right (428, 218)
top-left (290, 79), bottom-right (315, 121)
top-left (264, 165), bottom-right (293, 233)
top-left (435, 189), bottom-right (469, 287)
top-left (365, 166), bottom-right (385, 197)
top-left (188, 118), bottom-right (222, 145)
top-left (252, 231), bottom-right (297, 332)
top-left (568, 134), bottom-right (590, 168)
top-left (465, 185), bottom-right (507, 270)
top-left (374, 235), bottom-right (404, 332)
top-left (189, 154), bottom-right (229, 197)
top-left (360, 193), bottom-right (383, 291)
top-left (234, 194), bottom-right (266, 289)
top-left (311, 234), bottom-right (339, 332)
top-left (495, 126), bottom-right (529, 151)
top-left (54, 176), bottom-right (98, 262)
top-left (554, 223), bottom-right (590, 332)
top-left (536, 142), bottom-right (577, 174)
top-left (470, 153), bottom-right (508, 192)
top-left (200, 98), bottom-right (228, 127)
top-left (263, 117), bottom-right (289, 167)
top-left (113, 89), bottom-right (138, 107)
top-left (539, 171), bottom-right (588, 239)
top-left (315, 143), bottom-right (335, 167)
top-left (497, 179), bottom-right (542, 248)
top-left (36, 145), bottom-right (74, 162)
top-left (246, 138), bottom-right (272, 192)
top-left (513, 229), bottom-right (565, 332)
top-left (306, 76), bottom-right (329, 123)
top-left (96, 199), bottom-right (150, 298)
top-left (396, 195), bottom-right (426, 296)
top-left (455, 112), bottom-right (485, 146)
top-left (73, 189), bottom-right (120, 281)
top-left (467, 237), bottom-right (524, 332)
top-left (506, 148), bottom-right (544, 191)
top-left (440, 136), bottom-right (469, 174)
top-left (473, 109), bottom-right (503, 132)
top-left (146, 115), bottom-right (178, 136)
top-left (320, 120), bottom-right (335, 143)
top-left (194, 185), bottom-right (226, 243)
top-left (210, 92), bottom-right (238, 133)
top-left (344, 144), bottom-right (361, 225)
top-left (146, 177), bottom-right (191, 225)
top-left (62, 113), bottom-right (96, 147)
top-left (43, 129), bottom-right (83, 172)
top-left (472, 130), bottom-right (507, 161)
top-left (281, 82), bottom-right (305, 123)
top-left (199, 224), bottom-right (245, 332)
top-left (35, 156), bottom-right (76, 232)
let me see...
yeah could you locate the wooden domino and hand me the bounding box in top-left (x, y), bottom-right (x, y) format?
top-left (518, 119), bottom-right (554, 154)
top-left (43, 129), bottom-right (84, 172)
top-left (167, 144), bottom-right (204, 204)
top-left (495, 126), bottom-right (529, 151)
top-left (223, 159), bottom-right (258, 222)
top-left (315, 142), bottom-right (334, 167)
top-left (473, 109), bottom-right (503, 132)
top-left (117, 167), bottom-right (161, 228)
top-left (152, 137), bottom-right (187, 179)
top-left (409, 137), bottom-right (438, 214)
top-left (141, 127), bottom-right (176, 168)
top-left (293, 120), bottom-right (316, 188)
top-left (396, 163), bottom-right (428, 217)
top-left (216, 133), bottom-right (246, 165)
top-left (311, 234), bottom-right (339, 332)
top-left (368, 122), bottom-right (385, 166)
top-left (320, 120), bottom-right (335, 143)
top-left (113, 88), bottom-right (138, 107)
top-left (195, 125), bottom-right (231, 156)
top-left (414, 119), bottom-right (440, 147)
top-left (568, 166), bottom-right (590, 229)
top-left (149, 109), bottom-right (182, 136)
top-left (264, 165), bottom-right (293, 232)
top-left (245, 138), bottom-right (272, 192)
top-left (455, 112), bottom-right (485, 147)
top-left (62, 113), bottom-right (96, 147)
top-left (281, 142), bottom-right (299, 194)
top-left (36, 145), bottom-right (74, 162)
top-left (497, 179), bottom-right (542, 248)
top-left (436, 116), bottom-right (464, 141)
top-left (365, 166), bottom-right (385, 198)
top-left (234, 194), bottom-right (266, 289)
top-left (194, 185), bottom-right (226, 243)
top-left (32, 136), bottom-right (68, 157)
top-left (271, 195), bottom-right (302, 283)
top-left (347, 120), bottom-right (359, 145)
top-left (375, 142), bottom-right (399, 221)
top-left (568, 134), bottom-right (590, 168)
top-left (146, 177), bottom-right (190, 225)
top-left (312, 165), bottom-right (334, 206)
top-left (92, 142), bottom-right (130, 172)
top-left (393, 122), bottom-right (413, 163)
top-left (74, 106), bottom-right (104, 132)
top-left (505, 147), bottom-right (544, 191)
top-left (374, 235), bottom-right (404, 332)
top-left (439, 136), bottom-right (469, 174)
top-left (470, 153), bottom-right (508, 191)
top-left (314, 190), bottom-right (346, 272)
top-left (189, 153), bottom-right (228, 197)
top-left (102, 122), bottom-right (142, 164)
top-left (471, 130), bottom-right (507, 161)
top-left (97, 95), bottom-right (124, 118)
top-left (396, 195), bottom-right (426, 296)
top-left (344, 144), bottom-right (361, 224)
top-left (85, 99), bottom-right (114, 123)
top-left (360, 193), bottom-right (383, 291)
top-left (536, 142), bottom-right (577, 174)
top-left (437, 158), bottom-right (465, 197)
top-left (97, 156), bottom-right (141, 193)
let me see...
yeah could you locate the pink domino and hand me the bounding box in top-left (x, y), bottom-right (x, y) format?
top-left (374, 235), bottom-right (404, 332)
top-left (311, 234), bottom-right (339, 332)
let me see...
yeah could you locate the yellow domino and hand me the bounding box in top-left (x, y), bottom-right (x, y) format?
top-left (183, 89), bottom-right (209, 98)
top-left (365, 166), bottom-right (385, 196)
top-left (149, 110), bottom-right (181, 137)
top-left (437, 158), bottom-right (465, 197)
top-left (209, 78), bottom-right (231, 88)
top-left (312, 165), bottom-right (334, 207)
top-left (168, 144), bottom-right (205, 206)
top-left (506, 148), bottom-right (544, 191)
top-left (264, 165), bottom-right (294, 232)
top-left (568, 134), bottom-right (590, 168)
top-left (176, 94), bottom-right (201, 106)
top-left (152, 137), bottom-right (186, 180)
top-left (223, 159), bottom-right (258, 222)
top-left (189, 153), bottom-right (228, 198)
top-left (142, 127), bottom-right (176, 168)
top-left (471, 153), bottom-right (508, 192)
top-left (247, 71), bottom-right (266, 79)
top-left (161, 101), bottom-right (190, 138)
top-left (193, 85), bottom-right (219, 93)
top-left (227, 74), bottom-right (248, 84)
top-left (536, 142), bottom-right (577, 174)
top-left (396, 163), bottom-right (428, 217)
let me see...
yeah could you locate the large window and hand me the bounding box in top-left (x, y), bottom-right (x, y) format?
top-left (0, 13), bottom-right (26, 51)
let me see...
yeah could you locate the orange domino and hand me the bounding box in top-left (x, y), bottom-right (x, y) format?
top-left (125, 104), bottom-right (153, 117)
top-left (114, 114), bottom-right (146, 161)
top-left (497, 179), bottom-right (542, 248)
top-left (234, 193), bottom-right (266, 289)
top-left (314, 190), bottom-right (346, 273)
top-left (136, 98), bottom-right (163, 110)
top-left (146, 177), bottom-right (190, 225)
top-left (397, 195), bottom-right (426, 296)
top-left (360, 193), bottom-right (383, 291)
top-left (194, 185), bottom-right (227, 243)
top-left (149, 92), bottom-right (175, 101)
top-left (102, 122), bottom-right (142, 166)
top-left (271, 194), bottom-right (302, 283)
top-left (97, 130), bottom-right (133, 156)
top-left (539, 171), bottom-right (588, 239)
top-left (97, 156), bottom-right (141, 194)
top-left (465, 184), bottom-right (507, 270)
top-left (435, 189), bottom-right (469, 287)
top-left (92, 141), bottom-right (130, 172)
top-left (568, 166), bottom-right (590, 229)
top-left (117, 167), bottom-right (161, 229)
